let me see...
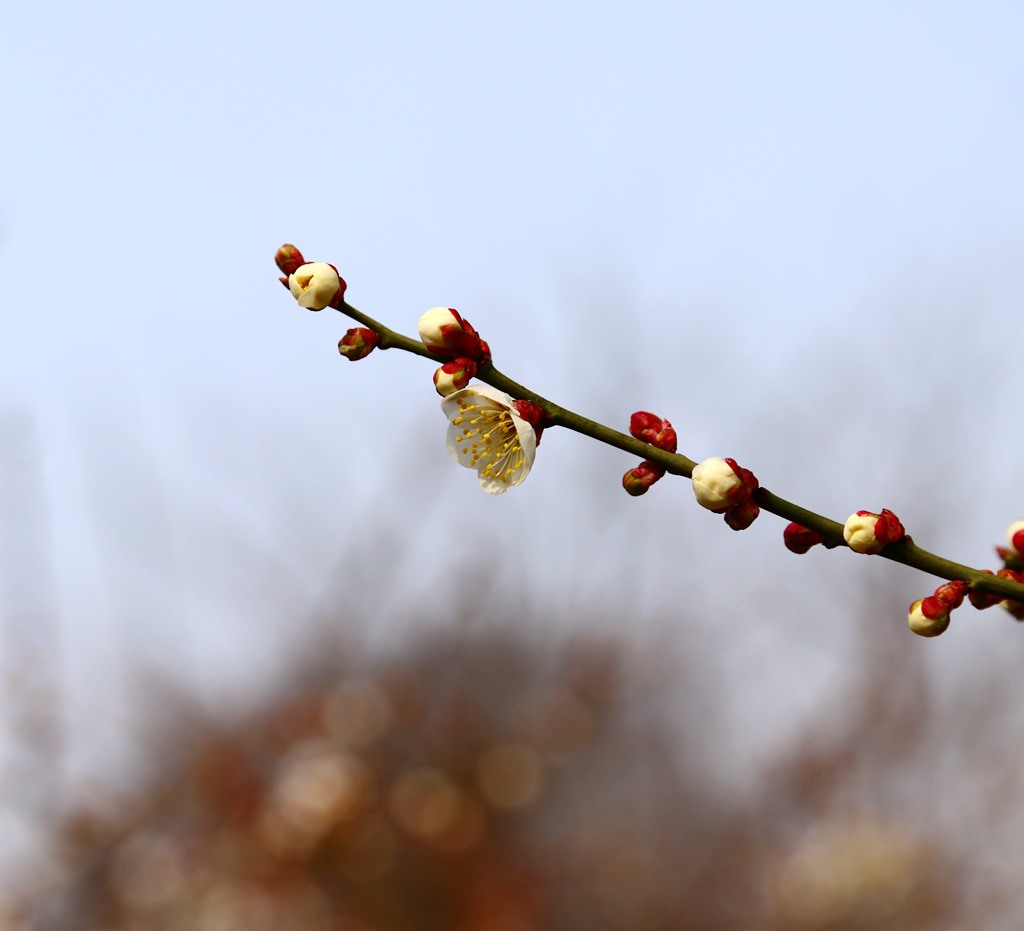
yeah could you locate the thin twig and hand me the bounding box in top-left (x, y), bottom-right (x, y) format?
top-left (336, 301), bottom-right (1024, 604)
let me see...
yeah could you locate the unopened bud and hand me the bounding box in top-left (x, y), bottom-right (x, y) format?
top-left (433, 357), bottom-right (477, 396)
top-left (968, 570), bottom-right (1001, 610)
top-left (1003, 600), bottom-right (1024, 621)
top-left (933, 580), bottom-right (968, 610)
top-left (417, 307), bottom-right (484, 360)
top-left (623, 461), bottom-right (666, 497)
top-left (512, 400), bottom-right (547, 446)
top-left (997, 568), bottom-right (1024, 620)
top-left (1007, 519), bottom-right (1024, 557)
top-left (629, 412), bottom-right (677, 453)
top-left (338, 328), bottom-right (378, 361)
top-left (691, 457), bottom-right (758, 512)
top-left (908, 596), bottom-right (950, 637)
top-left (997, 547), bottom-right (1024, 572)
top-left (842, 508), bottom-right (904, 555)
top-left (275, 243), bottom-right (305, 276)
top-left (724, 499), bottom-right (760, 531)
top-left (783, 522), bottom-right (824, 554)
top-left (288, 262), bottom-right (345, 310)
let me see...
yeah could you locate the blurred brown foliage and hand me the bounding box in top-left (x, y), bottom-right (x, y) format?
top-left (3, 602), bottom-right (988, 931)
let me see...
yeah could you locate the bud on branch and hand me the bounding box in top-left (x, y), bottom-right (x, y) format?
top-left (273, 243), bottom-right (1024, 629)
top-left (843, 509), bottom-right (904, 555)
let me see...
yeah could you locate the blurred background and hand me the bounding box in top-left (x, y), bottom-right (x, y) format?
top-left (2, 1), bottom-right (1024, 927)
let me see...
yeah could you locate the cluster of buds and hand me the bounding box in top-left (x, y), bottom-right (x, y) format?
top-left (691, 457), bottom-right (760, 530)
top-left (418, 308), bottom-right (492, 397)
top-left (783, 522), bottom-right (825, 554)
top-left (967, 519), bottom-right (1024, 618)
top-left (276, 244), bottom-right (379, 363)
top-left (275, 244), bottom-right (346, 311)
top-left (968, 569), bottom-right (1024, 620)
top-left (842, 509), bottom-right (904, 555)
top-left (418, 312), bottom-right (547, 493)
top-left (622, 412), bottom-right (675, 497)
top-left (908, 580), bottom-right (968, 638)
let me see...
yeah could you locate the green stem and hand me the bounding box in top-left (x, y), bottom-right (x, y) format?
top-left (335, 301), bottom-right (1024, 605)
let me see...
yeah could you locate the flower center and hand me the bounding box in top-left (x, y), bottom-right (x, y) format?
top-left (452, 402), bottom-right (525, 484)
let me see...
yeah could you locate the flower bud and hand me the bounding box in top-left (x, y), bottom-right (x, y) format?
top-left (997, 547), bottom-right (1024, 572)
top-left (433, 357), bottom-right (477, 396)
top-left (623, 461), bottom-right (666, 497)
top-left (338, 328), bottom-right (379, 361)
top-left (288, 262), bottom-right (345, 310)
top-left (275, 243), bottom-right (305, 276)
top-left (691, 457), bottom-right (757, 512)
top-left (629, 412), bottom-right (677, 453)
top-left (1007, 519), bottom-right (1024, 557)
top-left (1002, 600), bottom-right (1024, 621)
top-left (784, 522), bottom-right (824, 554)
top-left (512, 400), bottom-right (547, 446)
top-left (724, 499), bottom-right (760, 531)
top-left (417, 307), bottom-right (484, 360)
top-left (842, 509), bottom-right (904, 555)
top-left (968, 570), bottom-right (1001, 610)
top-left (933, 580), bottom-right (968, 610)
top-left (996, 568), bottom-right (1024, 620)
top-left (908, 596), bottom-right (950, 638)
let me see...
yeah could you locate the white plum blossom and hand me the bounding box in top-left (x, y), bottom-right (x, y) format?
top-left (441, 386), bottom-right (536, 494)
top-left (288, 262), bottom-right (341, 310)
top-left (691, 457), bottom-right (742, 511)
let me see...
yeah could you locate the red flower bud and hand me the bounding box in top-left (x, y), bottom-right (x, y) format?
top-left (433, 357), bottom-right (477, 396)
top-left (722, 458), bottom-right (758, 506)
top-left (724, 499), bottom-right (760, 531)
top-left (996, 547), bottom-right (1024, 572)
top-left (338, 327), bottom-right (378, 361)
top-left (275, 243), bottom-right (305, 276)
top-left (1004, 600), bottom-right (1024, 621)
top-left (996, 568), bottom-right (1024, 619)
top-left (969, 570), bottom-right (1002, 610)
top-left (622, 461), bottom-right (666, 497)
top-left (933, 580), bottom-right (968, 610)
top-left (512, 400), bottom-right (547, 446)
top-left (783, 522), bottom-right (825, 554)
top-left (629, 412), bottom-right (678, 453)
